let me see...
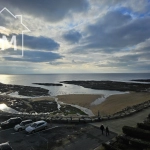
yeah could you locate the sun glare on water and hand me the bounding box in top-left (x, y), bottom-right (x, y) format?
top-left (0, 103), bottom-right (18, 114)
top-left (0, 75), bottom-right (11, 84)
top-left (0, 103), bottom-right (7, 111)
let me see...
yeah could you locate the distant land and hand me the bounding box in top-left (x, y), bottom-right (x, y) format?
top-left (61, 80), bottom-right (150, 92)
top-left (131, 79), bottom-right (150, 82)
top-left (33, 83), bottom-right (63, 86)
top-left (0, 83), bottom-right (49, 96)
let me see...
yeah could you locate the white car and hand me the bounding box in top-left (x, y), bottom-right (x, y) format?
top-left (25, 120), bottom-right (47, 134)
top-left (14, 120), bottom-right (33, 131)
top-left (0, 142), bottom-right (13, 150)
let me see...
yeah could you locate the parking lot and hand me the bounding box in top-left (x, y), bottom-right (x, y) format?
top-left (0, 122), bottom-right (117, 150)
top-left (0, 123), bottom-right (62, 150)
top-left (0, 116), bottom-right (117, 150)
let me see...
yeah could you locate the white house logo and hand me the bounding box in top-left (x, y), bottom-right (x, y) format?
top-left (0, 7), bottom-right (30, 57)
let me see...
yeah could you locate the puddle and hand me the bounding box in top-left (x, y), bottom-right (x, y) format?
top-left (90, 95), bottom-right (106, 106)
top-left (55, 98), bottom-right (61, 110)
top-left (0, 103), bottom-right (19, 114)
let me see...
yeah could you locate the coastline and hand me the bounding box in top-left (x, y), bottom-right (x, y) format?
top-left (2, 90), bottom-right (150, 117)
top-left (29, 96), bottom-right (55, 102)
top-left (93, 92), bottom-right (150, 115)
top-left (57, 92), bottom-right (150, 116)
top-left (0, 80), bottom-right (150, 117)
top-left (57, 94), bottom-right (103, 108)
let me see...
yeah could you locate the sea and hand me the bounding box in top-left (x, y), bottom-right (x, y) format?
top-left (0, 73), bottom-right (149, 97)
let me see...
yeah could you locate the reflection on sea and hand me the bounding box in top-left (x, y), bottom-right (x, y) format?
top-left (0, 103), bottom-right (19, 114)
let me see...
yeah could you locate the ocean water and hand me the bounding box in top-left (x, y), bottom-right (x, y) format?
top-left (0, 73), bottom-right (149, 96)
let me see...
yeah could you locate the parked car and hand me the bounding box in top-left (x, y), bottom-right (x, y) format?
top-left (14, 120), bottom-right (33, 131)
top-left (25, 120), bottom-right (47, 134)
top-left (0, 142), bottom-right (13, 150)
top-left (0, 117), bottom-right (22, 129)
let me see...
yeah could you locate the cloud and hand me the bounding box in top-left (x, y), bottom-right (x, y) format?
top-left (0, 0), bottom-right (150, 73)
top-left (0, 0), bottom-right (89, 22)
top-left (18, 34), bottom-right (60, 51)
top-left (0, 33), bottom-right (60, 51)
top-left (96, 52), bottom-right (150, 70)
top-left (63, 30), bottom-right (82, 44)
top-left (71, 10), bottom-right (150, 54)
top-left (92, 0), bottom-right (150, 13)
top-left (133, 38), bottom-right (150, 53)
top-left (4, 50), bottom-right (63, 62)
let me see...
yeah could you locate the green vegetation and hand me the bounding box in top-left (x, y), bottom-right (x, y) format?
top-left (60, 105), bottom-right (87, 116)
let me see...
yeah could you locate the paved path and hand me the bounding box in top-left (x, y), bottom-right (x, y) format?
top-left (56, 126), bottom-right (116, 150)
top-left (0, 124), bottom-right (116, 150)
top-left (91, 107), bottom-right (150, 134)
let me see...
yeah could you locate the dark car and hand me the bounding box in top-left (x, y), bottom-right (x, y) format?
top-left (0, 117), bottom-right (22, 129)
top-left (0, 142), bottom-right (13, 150)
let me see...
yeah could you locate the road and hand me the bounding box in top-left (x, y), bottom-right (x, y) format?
top-left (91, 107), bottom-right (150, 134)
top-left (0, 124), bottom-right (60, 150)
top-left (0, 122), bottom-right (117, 150)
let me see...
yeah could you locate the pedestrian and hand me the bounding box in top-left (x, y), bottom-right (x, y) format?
top-left (100, 124), bottom-right (104, 135)
top-left (106, 126), bottom-right (109, 136)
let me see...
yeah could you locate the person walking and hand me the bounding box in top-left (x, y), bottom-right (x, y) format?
top-left (106, 126), bottom-right (109, 136)
top-left (100, 124), bottom-right (104, 135)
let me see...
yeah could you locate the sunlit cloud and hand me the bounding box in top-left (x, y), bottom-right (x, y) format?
top-left (0, 0), bottom-right (149, 73)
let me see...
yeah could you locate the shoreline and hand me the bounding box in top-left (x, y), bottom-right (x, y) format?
top-left (1, 92), bottom-right (150, 116)
top-left (0, 94), bottom-right (89, 116)
top-left (93, 92), bottom-right (150, 115)
top-left (0, 81), bottom-right (150, 117)
top-left (57, 94), bottom-right (103, 108)
top-left (56, 92), bottom-right (150, 116)
top-left (0, 82), bottom-right (49, 97)
top-left (61, 80), bottom-right (150, 92)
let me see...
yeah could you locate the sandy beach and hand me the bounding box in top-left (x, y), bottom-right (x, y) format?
top-left (92, 92), bottom-right (150, 115)
top-left (57, 92), bottom-right (150, 116)
top-left (57, 94), bottom-right (103, 108)
top-left (30, 96), bottom-right (55, 102)
top-left (2, 91), bottom-right (150, 116)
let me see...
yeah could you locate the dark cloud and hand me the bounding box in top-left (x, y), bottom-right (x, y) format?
top-left (0, 33), bottom-right (60, 51)
top-left (0, 1), bottom-right (150, 73)
top-left (114, 53), bottom-right (150, 65)
top-left (4, 50), bottom-right (63, 62)
top-left (97, 52), bottom-right (150, 70)
top-left (116, 54), bottom-right (139, 62)
top-left (71, 10), bottom-right (150, 54)
top-left (0, 0), bottom-right (89, 22)
top-left (93, 0), bottom-right (150, 13)
top-left (63, 30), bottom-right (82, 44)
top-left (18, 35), bottom-right (60, 51)
top-left (135, 45), bottom-right (150, 53)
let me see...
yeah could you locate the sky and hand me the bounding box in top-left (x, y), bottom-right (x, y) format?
top-left (0, 0), bottom-right (150, 74)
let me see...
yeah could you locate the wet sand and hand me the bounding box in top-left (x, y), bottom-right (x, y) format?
top-left (90, 92), bottom-right (150, 115)
top-left (57, 94), bottom-right (103, 108)
top-left (30, 96), bottom-right (55, 102)
top-left (57, 93), bottom-right (150, 116)
top-left (2, 92), bottom-right (150, 116)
